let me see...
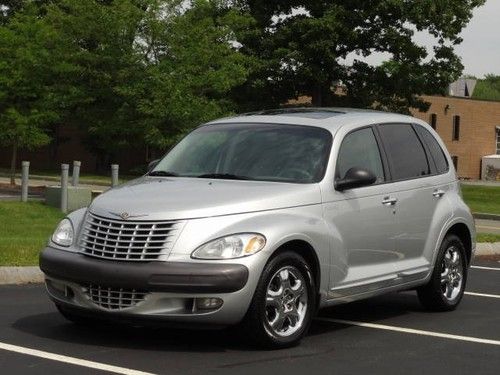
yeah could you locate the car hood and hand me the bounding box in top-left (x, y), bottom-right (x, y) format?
top-left (89, 177), bottom-right (321, 221)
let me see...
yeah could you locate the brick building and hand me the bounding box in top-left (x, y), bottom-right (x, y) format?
top-left (411, 95), bottom-right (500, 180)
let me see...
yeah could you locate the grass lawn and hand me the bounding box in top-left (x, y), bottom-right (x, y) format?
top-left (461, 184), bottom-right (500, 215)
top-left (0, 202), bottom-right (64, 266)
top-left (476, 233), bottom-right (500, 243)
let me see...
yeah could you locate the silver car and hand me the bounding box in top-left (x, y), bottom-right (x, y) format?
top-left (40, 108), bottom-right (475, 348)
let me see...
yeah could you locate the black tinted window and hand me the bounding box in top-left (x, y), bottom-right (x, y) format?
top-left (415, 126), bottom-right (449, 174)
top-left (378, 124), bottom-right (430, 181)
top-left (336, 127), bottom-right (385, 183)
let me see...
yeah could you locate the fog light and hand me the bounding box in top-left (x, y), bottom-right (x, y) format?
top-left (195, 297), bottom-right (223, 310)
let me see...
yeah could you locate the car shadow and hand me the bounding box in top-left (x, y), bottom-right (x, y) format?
top-left (12, 291), bottom-right (426, 353)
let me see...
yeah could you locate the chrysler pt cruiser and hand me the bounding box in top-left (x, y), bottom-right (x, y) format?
top-left (40, 108), bottom-right (475, 348)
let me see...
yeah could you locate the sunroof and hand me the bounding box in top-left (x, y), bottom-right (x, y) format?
top-left (241, 108), bottom-right (345, 120)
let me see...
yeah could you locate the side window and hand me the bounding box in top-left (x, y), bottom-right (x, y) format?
top-left (378, 124), bottom-right (430, 181)
top-left (336, 127), bottom-right (385, 184)
top-left (414, 125), bottom-right (449, 174)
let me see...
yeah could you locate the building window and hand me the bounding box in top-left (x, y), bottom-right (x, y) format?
top-left (430, 113), bottom-right (437, 130)
top-left (451, 156), bottom-right (458, 171)
top-left (452, 115), bottom-right (460, 141)
top-left (496, 128), bottom-right (500, 155)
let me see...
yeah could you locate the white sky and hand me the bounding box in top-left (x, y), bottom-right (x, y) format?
top-left (451, 0), bottom-right (499, 78)
top-left (344, 0), bottom-right (499, 78)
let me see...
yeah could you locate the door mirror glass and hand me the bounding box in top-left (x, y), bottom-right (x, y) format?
top-left (335, 167), bottom-right (377, 191)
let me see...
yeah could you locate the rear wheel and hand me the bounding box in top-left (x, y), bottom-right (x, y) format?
top-left (417, 234), bottom-right (467, 311)
top-left (241, 251), bottom-right (316, 348)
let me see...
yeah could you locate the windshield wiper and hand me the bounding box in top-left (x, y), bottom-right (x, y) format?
top-left (196, 173), bottom-right (252, 180)
top-left (148, 170), bottom-right (179, 177)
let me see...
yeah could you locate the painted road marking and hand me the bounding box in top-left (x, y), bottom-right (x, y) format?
top-left (0, 342), bottom-right (157, 375)
top-left (465, 291), bottom-right (500, 299)
top-left (471, 266), bottom-right (500, 271)
top-left (316, 318), bottom-right (500, 346)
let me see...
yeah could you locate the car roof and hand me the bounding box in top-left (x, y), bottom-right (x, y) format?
top-left (206, 107), bottom-right (425, 131)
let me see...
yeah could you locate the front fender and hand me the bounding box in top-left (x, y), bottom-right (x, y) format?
top-left (168, 205), bottom-right (330, 293)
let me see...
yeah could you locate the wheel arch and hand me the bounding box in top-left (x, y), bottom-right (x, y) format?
top-left (444, 222), bottom-right (473, 265)
top-left (270, 239), bottom-right (321, 295)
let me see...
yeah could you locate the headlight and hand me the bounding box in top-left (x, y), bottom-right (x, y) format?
top-left (51, 218), bottom-right (74, 247)
top-left (191, 233), bottom-right (266, 260)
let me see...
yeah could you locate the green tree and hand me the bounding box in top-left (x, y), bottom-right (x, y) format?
top-left (0, 5), bottom-right (62, 184)
top-left (230, 0), bottom-right (485, 113)
top-left (39, 0), bottom-right (250, 168)
top-left (472, 74), bottom-right (500, 101)
top-left (132, 0), bottom-right (252, 149)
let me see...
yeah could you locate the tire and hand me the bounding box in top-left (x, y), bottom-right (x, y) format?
top-left (240, 251), bottom-right (316, 349)
top-left (417, 234), bottom-right (468, 311)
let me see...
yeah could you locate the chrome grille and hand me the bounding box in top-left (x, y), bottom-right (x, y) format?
top-left (84, 284), bottom-right (147, 310)
top-left (79, 213), bottom-right (183, 261)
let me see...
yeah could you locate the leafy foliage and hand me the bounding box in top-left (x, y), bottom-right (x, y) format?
top-left (472, 74), bottom-right (500, 101)
top-left (0, 4), bottom-right (65, 182)
top-left (230, 0), bottom-right (485, 113)
top-left (0, 0), bottom-right (487, 177)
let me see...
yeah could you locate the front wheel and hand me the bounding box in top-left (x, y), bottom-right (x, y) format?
top-left (417, 234), bottom-right (468, 311)
top-left (240, 252), bottom-right (316, 348)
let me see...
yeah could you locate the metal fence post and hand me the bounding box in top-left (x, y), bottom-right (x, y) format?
top-left (72, 160), bottom-right (81, 187)
top-left (21, 161), bottom-right (30, 202)
top-left (111, 164), bottom-right (119, 187)
top-left (61, 164), bottom-right (69, 213)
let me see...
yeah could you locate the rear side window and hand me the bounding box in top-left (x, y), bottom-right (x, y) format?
top-left (378, 124), bottom-right (430, 181)
top-left (336, 127), bottom-right (385, 183)
top-left (414, 126), bottom-right (449, 174)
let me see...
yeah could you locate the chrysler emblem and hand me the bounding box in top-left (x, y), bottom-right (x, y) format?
top-left (109, 212), bottom-right (148, 220)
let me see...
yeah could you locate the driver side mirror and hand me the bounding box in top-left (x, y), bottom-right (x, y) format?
top-left (147, 159), bottom-right (160, 172)
top-left (334, 167), bottom-right (377, 191)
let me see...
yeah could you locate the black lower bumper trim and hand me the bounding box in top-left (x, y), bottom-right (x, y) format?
top-left (39, 247), bottom-right (249, 293)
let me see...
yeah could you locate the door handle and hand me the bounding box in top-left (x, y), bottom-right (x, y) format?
top-left (433, 189), bottom-right (445, 198)
top-left (382, 197), bottom-right (398, 206)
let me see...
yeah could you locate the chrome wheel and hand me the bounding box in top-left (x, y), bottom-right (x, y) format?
top-left (441, 246), bottom-right (463, 301)
top-left (264, 266), bottom-right (308, 337)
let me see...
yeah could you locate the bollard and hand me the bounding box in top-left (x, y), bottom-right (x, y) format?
top-left (61, 164), bottom-right (69, 213)
top-left (72, 160), bottom-right (81, 187)
top-left (21, 161), bottom-right (30, 202)
top-left (111, 164), bottom-right (119, 187)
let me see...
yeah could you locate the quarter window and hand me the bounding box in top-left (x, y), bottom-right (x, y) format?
top-left (414, 126), bottom-right (449, 174)
top-left (336, 127), bottom-right (385, 184)
top-left (378, 124), bottom-right (430, 181)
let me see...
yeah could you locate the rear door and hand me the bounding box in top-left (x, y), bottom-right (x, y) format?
top-left (376, 123), bottom-right (450, 279)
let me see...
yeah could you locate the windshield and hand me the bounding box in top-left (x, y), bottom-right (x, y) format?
top-left (151, 123), bottom-right (332, 183)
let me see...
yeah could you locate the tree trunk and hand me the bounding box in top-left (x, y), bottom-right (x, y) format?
top-left (10, 142), bottom-right (17, 186)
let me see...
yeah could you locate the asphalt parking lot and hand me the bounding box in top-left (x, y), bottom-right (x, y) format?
top-left (1, 257), bottom-right (499, 375)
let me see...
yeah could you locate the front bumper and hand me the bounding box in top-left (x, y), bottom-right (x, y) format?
top-left (40, 247), bottom-right (255, 325)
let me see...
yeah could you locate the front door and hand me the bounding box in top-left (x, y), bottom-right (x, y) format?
top-left (323, 126), bottom-right (399, 297)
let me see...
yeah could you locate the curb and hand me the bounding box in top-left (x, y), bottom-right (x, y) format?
top-left (1, 244), bottom-right (500, 285)
top-left (0, 267), bottom-right (44, 285)
top-left (475, 242), bottom-right (500, 256)
top-left (473, 212), bottom-right (500, 221)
